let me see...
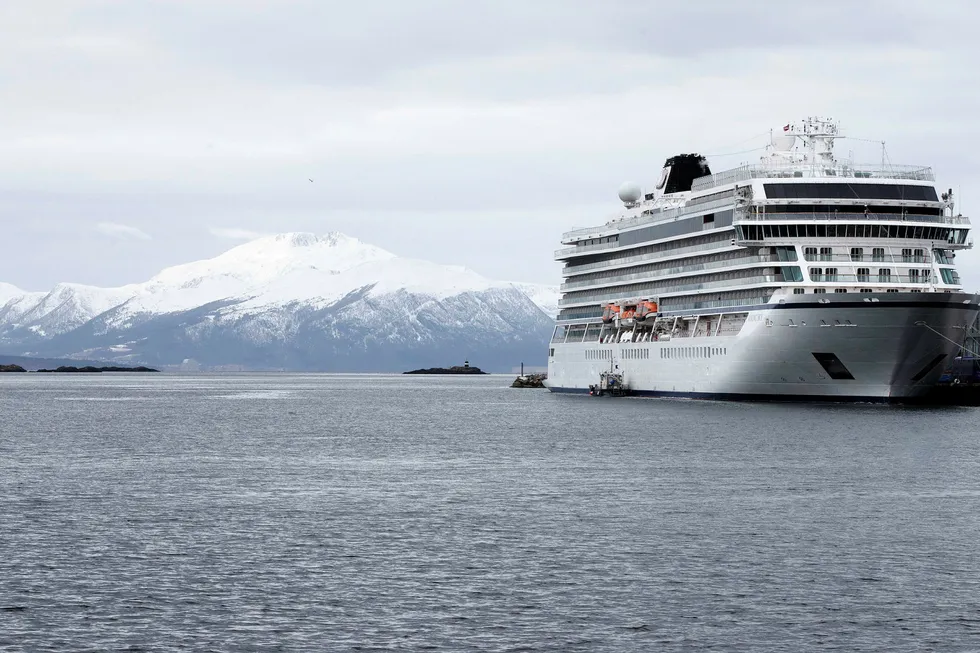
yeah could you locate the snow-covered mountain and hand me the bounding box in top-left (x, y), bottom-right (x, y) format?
top-left (12, 283), bottom-right (139, 338)
top-left (509, 282), bottom-right (560, 320)
top-left (0, 282), bottom-right (24, 306)
top-left (0, 233), bottom-right (560, 371)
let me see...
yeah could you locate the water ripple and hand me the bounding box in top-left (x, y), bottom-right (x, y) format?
top-left (0, 374), bottom-right (978, 651)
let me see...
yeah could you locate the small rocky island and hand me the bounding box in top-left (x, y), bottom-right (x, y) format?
top-left (404, 360), bottom-right (487, 375)
top-left (511, 373), bottom-right (547, 388)
top-left (0, 364), bottom-right (27, 373)
top-left (35, 366), bottom-right (159, 373)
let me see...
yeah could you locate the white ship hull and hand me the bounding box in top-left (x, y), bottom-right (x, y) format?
top-left (546, 292), bottom-right (979, 402)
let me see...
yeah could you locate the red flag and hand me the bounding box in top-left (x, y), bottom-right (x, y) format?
top-left (783, 124), bottom-right (790, 132)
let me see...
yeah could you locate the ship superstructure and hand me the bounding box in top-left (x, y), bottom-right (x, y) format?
top-left (546, 117), bottom-right (979, 401)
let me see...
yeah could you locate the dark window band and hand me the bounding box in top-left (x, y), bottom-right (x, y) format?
top-left (764, 183), bottom-right (938, 202)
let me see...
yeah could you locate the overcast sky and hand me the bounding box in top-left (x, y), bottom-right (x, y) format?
top-left (2, 0), bottom-right (979, 291)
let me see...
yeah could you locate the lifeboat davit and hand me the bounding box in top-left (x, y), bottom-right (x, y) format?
top-left (635, 299), bottom-right (659, 322)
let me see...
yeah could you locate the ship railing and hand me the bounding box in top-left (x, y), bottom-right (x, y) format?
top-left (597, 197), bottom-right (733, 234)
top-left (658, 295), bottom-right (774, 313)
top-left (556, 295), bottom-right (774, 321)
top-left (560, 255), bottom-right (785, 292)
top-left (691, 163), bottom-right (935, 192)
top-left (563, 239), bottom-right (739, 276)
top-left (561, 222), bottom-right (637, 244)
top-left (555, 309), bottom-right (604, 323)
top-left (555, 240), bottom-right (620, 258)
top-left (558, 276), bottom-right (783, 307)
top-left (560, 223), bottom-right (633, 242)
top-left (557, 272), bottom-right (948, 308)
top-left (800, 253), bottom-right (932, 264)
top-left (559, 196), bottom-right (734, 245)
top-left (806, 274), bottom-right (939, 284)
top-left (735, 211), bottom-right (969, 225)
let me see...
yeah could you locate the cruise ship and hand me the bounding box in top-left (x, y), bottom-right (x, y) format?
top-left (545, 117), bottom-right (979, 402)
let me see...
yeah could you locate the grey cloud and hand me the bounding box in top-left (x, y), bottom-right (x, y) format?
top-left (0, 0), bottom-right (979, 292)
top-left (78, 0), bottom-right (933, 90)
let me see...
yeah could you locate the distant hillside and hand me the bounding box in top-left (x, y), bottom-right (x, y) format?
top-left (0, 355), bottom-right (141, 372)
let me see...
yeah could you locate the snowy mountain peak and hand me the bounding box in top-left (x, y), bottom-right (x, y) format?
top-left (1, 281), bottom-right (138, 337)
top-left (273, 232), bottom-right (320, 247)
top-left (143, 231), bottom-right (393, 295)
top-left (264, 231), bottom-right (355, 249)
top-left (0, 282), bottom-right (24, 305)
top-left (212, 231), bottom-right (393, 272)
top-left (0, 231), bottom-right (562, 368)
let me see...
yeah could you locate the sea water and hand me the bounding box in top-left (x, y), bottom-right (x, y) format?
top-left (1, 374), bottom-right (978, 651)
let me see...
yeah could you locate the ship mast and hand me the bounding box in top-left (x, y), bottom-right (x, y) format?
top-left (799, 116), bottom-right (840, 174)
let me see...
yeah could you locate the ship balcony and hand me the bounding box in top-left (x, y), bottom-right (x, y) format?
top-left (560, 197), bottom-right (735, 246)
top-left (560, 256), bottom-right (782, 292)
top-left (560, 226), bottom-right (619, 245)
top-left (556, 271), bottom-right (959, 308)
top-left (734, 210), bottom-right (972, 250)
top-left (800, 252), bottom-right (932, 264)
top-left (804, 273), bottom-right (947, 285)
top-left (563, 239), bottom-right (739, 277)
top-left (555, 239), bottom-right (621, 259)
top-left (557, 275), bottom-right (785, 308)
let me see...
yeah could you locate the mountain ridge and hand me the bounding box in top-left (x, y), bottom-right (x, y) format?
top-left (0, 232), bottom-right (559, 371)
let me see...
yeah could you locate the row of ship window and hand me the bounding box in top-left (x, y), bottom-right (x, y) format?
top-left (565, 248), bottom-right (747, 286)
top-left (808, 268), bottom-right (933, 281)
top-left (570, 238), bottom-right (951, 281)
top-left (736, 223), bottom-right (968, 244)
top-left (563, 265), bottom-right (952, 308)
top-left (566, 245), bottom-right (942, 291)
top-left (578, 235), bottom-right (619, 247)
top-left (564, 260), bottom-right (958, 308)
top-left (761, 183), bottom-right (939, 201)
top-left (567, 232), bottom-right (733, 271)
top-left (806, 267), bottom-right (958, 284)
top-left (803, 246), bottom-right (929, 262)
top-left (770, 246), bottom-right (954, 264)
top-left (562, 268), bottom-right (772, 304)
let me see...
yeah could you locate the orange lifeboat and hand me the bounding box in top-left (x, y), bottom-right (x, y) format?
top-left (601, 303), bottom-right (620, 324)
top-left (618, 301), bottom-right (638, 326)
top-left (635, 300), bottom-right (659, 322)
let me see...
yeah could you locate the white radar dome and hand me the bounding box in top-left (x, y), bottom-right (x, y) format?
top-left (772, 134), bottom-right (796, 151)
top-left (618, 182), bottom-right (642, 204)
